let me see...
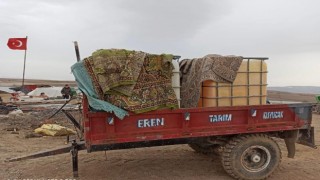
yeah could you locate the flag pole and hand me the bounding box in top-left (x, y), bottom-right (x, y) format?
top-left (22, 36), bottom-right (28, 87)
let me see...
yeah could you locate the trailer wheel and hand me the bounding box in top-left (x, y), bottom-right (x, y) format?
top-left (221, 134), bottom-right (281, 180)
top-left (188, 143), bottom-right (221, 155)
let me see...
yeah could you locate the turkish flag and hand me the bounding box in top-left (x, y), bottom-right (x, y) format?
top-left (7, 38), bottom-right (27, 50)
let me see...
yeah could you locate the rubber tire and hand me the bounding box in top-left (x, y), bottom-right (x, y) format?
top-left (221, 134), bottom-right (281, 180)
top-left (188, 143), bottom-right (220, 154)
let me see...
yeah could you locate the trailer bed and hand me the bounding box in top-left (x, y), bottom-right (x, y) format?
top-left (82, 96), bottom-right (312, 152)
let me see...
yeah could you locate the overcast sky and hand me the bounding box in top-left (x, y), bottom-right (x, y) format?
top-left (0, 0), bottom-right (319, 86)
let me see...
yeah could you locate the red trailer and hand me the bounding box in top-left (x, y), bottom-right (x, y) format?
top-left (78, 94), bottom-right (314, 179)
top-left (7, 95), bottom-right (316, 180)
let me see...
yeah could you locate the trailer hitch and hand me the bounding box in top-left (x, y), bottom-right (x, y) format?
top-left (5, 140), bottom-right (86, 178)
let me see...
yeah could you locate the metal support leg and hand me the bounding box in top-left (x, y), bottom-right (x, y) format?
top-left (284, 130), bottom-right (298, 158)
top-left (284, 138), bottom-right (296, 158)
top-left (71, 140), bottom-right (79, 178)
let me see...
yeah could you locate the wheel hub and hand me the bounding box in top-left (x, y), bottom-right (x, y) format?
top-left (241, 145), bottom-right (271, 172)
top-left (251, 154), bottom-right (261, 163)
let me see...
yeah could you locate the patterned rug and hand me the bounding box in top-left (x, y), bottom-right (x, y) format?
top-left (71, 61), bottom-right (128, 119)
top-left (84, 49), bottom-right (179, 113)
top-left (84, 49), bottom-right (146, 98)
top-left (179, 54), bottom-right (243, 108)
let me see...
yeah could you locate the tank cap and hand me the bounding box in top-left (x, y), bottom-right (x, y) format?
top-left (173, 55), bottom-right (181, 60)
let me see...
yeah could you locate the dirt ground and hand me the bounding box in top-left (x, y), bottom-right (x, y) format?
top-left (0, 108), bottom-right (319, 180)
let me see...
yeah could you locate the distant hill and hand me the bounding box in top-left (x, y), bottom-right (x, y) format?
top-left (267, 90), bottom-right (317, 103)
top-left (268, 86), bottom-right (320, 94)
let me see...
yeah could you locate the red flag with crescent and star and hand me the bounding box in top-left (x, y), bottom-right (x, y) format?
top-left (7, 38), bottom-right (27, 50)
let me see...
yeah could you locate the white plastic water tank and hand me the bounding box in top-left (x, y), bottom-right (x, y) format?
top-left (171, 59), bottom-right (180, 107)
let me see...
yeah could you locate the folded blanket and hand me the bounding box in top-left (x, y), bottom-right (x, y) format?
top-left (82, 49), bottom-right (179, 114)
top-left (179, 54), bottom-right (243, 108)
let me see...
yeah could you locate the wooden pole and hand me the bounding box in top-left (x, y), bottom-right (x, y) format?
top-left (73, 41), bottom-right (81, 62)
top-left (22, 36), bottom-right (28, 87)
